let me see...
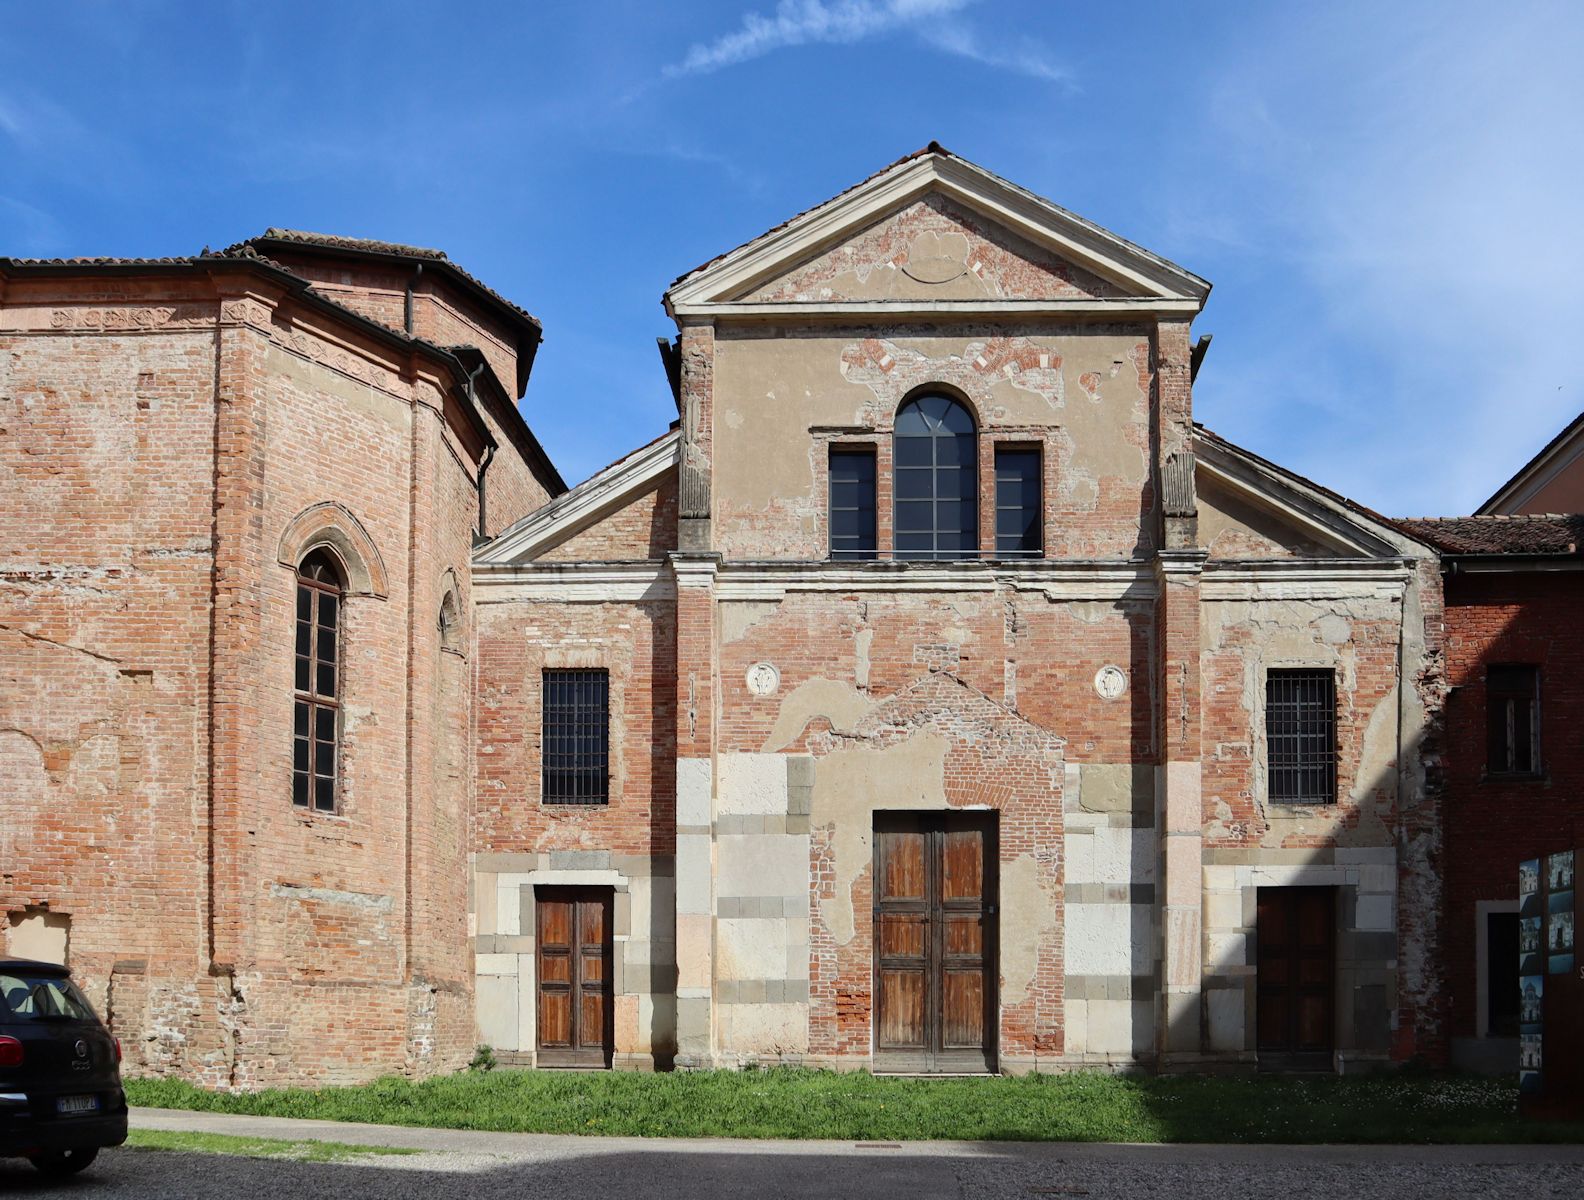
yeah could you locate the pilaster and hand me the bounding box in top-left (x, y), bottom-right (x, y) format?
top-left (1156, 549), bottom-right (1207, 1064)
top-left (670, 552), bottom-right (719, 1066)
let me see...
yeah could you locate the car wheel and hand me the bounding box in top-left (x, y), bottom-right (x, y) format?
top-left (28, 1146), bottom-right (100, 1176)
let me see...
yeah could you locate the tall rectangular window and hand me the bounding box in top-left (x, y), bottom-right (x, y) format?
top-left (293, 551), bottom-right (343, 813)
top-left (542, 669), bottom-right (609, 805)
top-left (1266, 669), bottom-right (1336, 804)
top-left (994, 446), bottom-right (1042, 558)
top-left (1487, 664), bottom-right (1540, 776)
top-left (829, 445), bottom-right (877, 561)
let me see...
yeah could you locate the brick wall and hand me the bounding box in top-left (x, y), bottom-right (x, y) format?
top-left (538, 474), bottom-right (678, 562)
top-left (474, 598), bottom-right (678, 858)
top-left (0, 269), bottom-right (508, 1086)
top-left (1441, 570), bottom-right (1583, 1042)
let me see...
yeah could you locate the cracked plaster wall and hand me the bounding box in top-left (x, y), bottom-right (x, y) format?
top-left (709, 325), bottom-right (1155, 560)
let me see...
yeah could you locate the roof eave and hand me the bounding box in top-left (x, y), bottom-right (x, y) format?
top-left (0, 253), bottom-right (502, 457)
top-left (246, 234), bottom-right (543, 339)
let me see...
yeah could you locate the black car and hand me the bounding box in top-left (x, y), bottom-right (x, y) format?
top-left (0, 957), bottom-right (128, 1176)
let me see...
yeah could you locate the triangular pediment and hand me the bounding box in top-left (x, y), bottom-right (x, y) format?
top-left (666, 145), bottom-right (1210, 318)
top-left (1193, 429), bottom-right (1428, 560)
top-left (738, 192), bottom-right (1126, 304)
top-left (473, 429), bottom-right (679, 565)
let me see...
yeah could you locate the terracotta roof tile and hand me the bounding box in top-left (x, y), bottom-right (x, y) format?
top-left (1392, 515), bottom-right (1584, 556)
top-left (219, 229), bottom-right (542, 334)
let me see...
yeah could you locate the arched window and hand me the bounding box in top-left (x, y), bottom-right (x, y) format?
top-left (894, 394), bottom-right (978, 560)
top-left (438, 590), bottom-right (462, 653)
top-left (293, 549), bottom-right (344, 812)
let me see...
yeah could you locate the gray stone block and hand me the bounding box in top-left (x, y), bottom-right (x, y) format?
top-left (549, 850), bottom-right (612, 871)
top-left (613, 854), bottom-right (669, 879)
top-left (1353, 983), bottom-right (1390, 1051)
top-left (676, 997), bottom-right (712, 1056)
top-left (474, 851), bottom-right (541, 873)
top-left (1342, 931), bottom-right (1398, 964)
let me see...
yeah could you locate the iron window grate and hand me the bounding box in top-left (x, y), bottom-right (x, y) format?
top-left (1266, 669), bottom-right (1336, 805)
top-left (543, 669), bottom-right (610, 804)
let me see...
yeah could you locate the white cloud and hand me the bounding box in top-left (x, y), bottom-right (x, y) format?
top-left (666, 0), bottom-right (979, 77)
top-left (1183, 0), bottom-right (1584, 514)
top-left (917, 21), bottom-right (1071, 84)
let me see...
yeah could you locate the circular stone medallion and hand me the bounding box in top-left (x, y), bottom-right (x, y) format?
top-left (746, 662), bottom-right (780, 697)
top-left (1093, 664), bottom-right (1127, 701)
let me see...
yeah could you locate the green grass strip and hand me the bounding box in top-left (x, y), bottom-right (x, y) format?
top-left (126, 1067), bottom-right (1584, 1144)
top-left (124, 1129), bottom-right (420, 1162)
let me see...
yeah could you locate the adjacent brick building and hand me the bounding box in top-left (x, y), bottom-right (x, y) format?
top-left (1396, 514), bottom-right (1584, 1072)
top-left (5, 146), bottom-right (1565, 1084)
top-left (0, 235), bottom-right (563, 1085)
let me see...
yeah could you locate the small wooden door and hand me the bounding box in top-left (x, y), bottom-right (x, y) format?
top-left (535, 887), bottom-right (613, 1068)
top-left (873, 812), bottom-right (996, 1073)
top-left (1256, 886), bottom-right (1336, 1069)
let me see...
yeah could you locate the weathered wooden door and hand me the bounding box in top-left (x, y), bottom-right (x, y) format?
top-left (873, 812), bottom-right (996, 1072)
top-left (1256, 886), bottom-right (1336, 1069)
top-left (535, 887), bottom-right (612, 1068)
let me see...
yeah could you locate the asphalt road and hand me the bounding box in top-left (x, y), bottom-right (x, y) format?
top-left (0, 1109), bottom-right (1579, 1198)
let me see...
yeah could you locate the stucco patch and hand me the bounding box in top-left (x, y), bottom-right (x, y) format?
top-left (999, 851), bottom-right (1058, 1005)
top-left (720, 600), bottom-right (782, 646)
top-left (763, 678), bottom-right (873, 752)
top-left (809, 732), bottom-right (950, 945)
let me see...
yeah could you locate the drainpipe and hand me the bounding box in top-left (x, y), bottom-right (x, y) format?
top-left (404, 263), bottom-right (424, 334)
top-left (466, 361), bottom-right (492, 541)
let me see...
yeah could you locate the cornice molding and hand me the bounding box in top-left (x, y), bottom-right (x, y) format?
top-left (473, 431), bottom-right (679, 565)
top-left (665, 153), bottom-right (1210, 318)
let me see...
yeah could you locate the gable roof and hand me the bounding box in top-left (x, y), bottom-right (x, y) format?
top-left (665, 143), bottom-right (1211, 319)
top-left (1477, 410), bottom-right (1584, 514)
top-left (1194, 425), bottom-right (1430, 558)
top-left (473, 428), bottom-right (679, 566)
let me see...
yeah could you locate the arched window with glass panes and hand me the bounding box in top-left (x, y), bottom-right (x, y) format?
top-left (893, 393), bottom-right (978, 560)
top-left (293, 549), bottom-right (343, 812)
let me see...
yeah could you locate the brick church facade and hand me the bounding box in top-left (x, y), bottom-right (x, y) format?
top-left (2, 146), bottom-right (1573, 1084)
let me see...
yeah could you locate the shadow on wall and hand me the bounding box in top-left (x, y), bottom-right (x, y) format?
top-left (648, 591), bottom-right (680, 1069)
top-left (1169, 712), bottom-right (1443, 1071)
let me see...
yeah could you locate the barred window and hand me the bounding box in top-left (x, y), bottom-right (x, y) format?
top-left (829, 445), bottom-right (877, 560)
top-left (994, 445), bottom-right (1042, 558)
top-left (293, 549), bottom-right (343, 812)
top-left (1487, 664), bottom-right (1540, 776)
top-left (894, 394), bottom-right (978, 561)
top-left (1266, 669), bottom-right (1336, 805)
top-left (542, 669), bottom-right (609, 804)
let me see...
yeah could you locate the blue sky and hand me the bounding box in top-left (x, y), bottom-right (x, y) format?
top-left (3, 0), bottom-right (1580, 514)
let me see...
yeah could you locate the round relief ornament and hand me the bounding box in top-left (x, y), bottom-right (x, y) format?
top-left (746, 662), bottom-right (780, 697)
top-left (1094, 665), bottom-right (1127, 701)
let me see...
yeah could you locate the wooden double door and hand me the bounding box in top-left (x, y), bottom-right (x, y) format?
top-left (535, 887), bottom-right (613, 1068)
top-left (873, 812), bottom-right (997, 1073)
top-left (1256, 886), bottom-right (1336, 1070)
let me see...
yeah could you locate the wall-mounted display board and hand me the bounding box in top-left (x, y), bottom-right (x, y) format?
top-left (1520, 845), bottom-right (1581, 1115)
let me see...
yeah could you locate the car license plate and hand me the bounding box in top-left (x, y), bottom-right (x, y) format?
top-left (56, 1094), bottom-right (99, 1115)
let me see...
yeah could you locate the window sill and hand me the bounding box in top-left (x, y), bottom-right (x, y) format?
top-left (1480, 772), bottom-right (1548, 785)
